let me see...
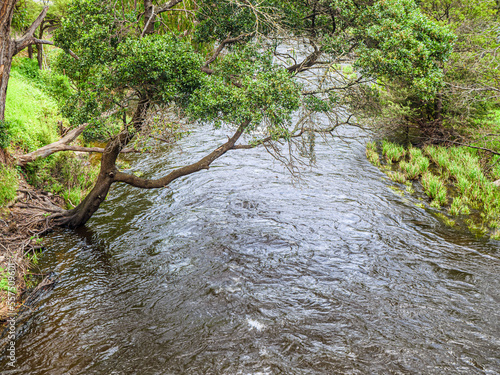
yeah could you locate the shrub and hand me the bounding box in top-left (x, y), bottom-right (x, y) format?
top-left (25, 152), bottom-right (98, 209)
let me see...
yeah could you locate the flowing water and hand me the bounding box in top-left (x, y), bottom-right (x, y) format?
top-left (1, 125), bottom-right (499, 374)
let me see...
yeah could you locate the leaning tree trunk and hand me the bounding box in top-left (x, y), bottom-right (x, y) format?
top-left (53, 1), bottom-right (160, 228)
top-left (0, 0), bottom-right (17, 123)
top-left (53, 98), bottom-right (150, 228)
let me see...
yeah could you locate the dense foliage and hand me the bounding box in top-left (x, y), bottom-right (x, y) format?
top-left (47, 0), bottom-right (458, 145)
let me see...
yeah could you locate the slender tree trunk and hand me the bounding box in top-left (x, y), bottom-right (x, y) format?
top-left (36, 43), bottom-right (43, 69)
top-left (36, 22), bottom-right (44, 69)
top-left (27, 44), bottom-right (33, 59)
top-left (143, 0), bottom-right (155, 35)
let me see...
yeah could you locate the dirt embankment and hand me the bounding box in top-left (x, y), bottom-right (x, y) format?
top-left (0, 179), bottom-right (64, 322)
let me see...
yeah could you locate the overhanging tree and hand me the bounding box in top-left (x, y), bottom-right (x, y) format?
top-left (2, 0), bottom-right (454, 228)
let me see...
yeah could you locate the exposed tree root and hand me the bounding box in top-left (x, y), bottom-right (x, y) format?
top-left (0, 180), bottom-right (64, 322)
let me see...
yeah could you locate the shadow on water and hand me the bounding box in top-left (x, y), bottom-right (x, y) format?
top-left (1, 125), bottom-right (499, 374)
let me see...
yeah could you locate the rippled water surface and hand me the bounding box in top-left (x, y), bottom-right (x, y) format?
top-left (2, 125), bottom-right (500, 374)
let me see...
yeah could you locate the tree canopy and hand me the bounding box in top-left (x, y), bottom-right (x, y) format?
top-left (1, 0), bottom-right (458, 227)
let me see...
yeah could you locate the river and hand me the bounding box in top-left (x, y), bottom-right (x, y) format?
top-left (1, 124), bottom-right (499, 374)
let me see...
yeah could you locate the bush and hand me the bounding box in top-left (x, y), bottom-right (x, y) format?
top-left (25, 152), bottom-right (98, 209)
top-left (13, 57), bottom-right (40, 80)
top-left (0, 120), bottom-right (11, 149)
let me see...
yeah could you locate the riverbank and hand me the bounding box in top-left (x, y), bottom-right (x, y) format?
top-left (0, 178), bottom-right (65, 321)
top-left (367, 139), bottom-right (500, 239)
top-left (0, 56), bottom-right (97, 322)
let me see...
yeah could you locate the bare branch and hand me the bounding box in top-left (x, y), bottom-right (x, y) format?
top-left (287, 42), bottom-right (322, 74)
top-left (203, 33), bottom-right (255, 67)
top-left (157, 0), bottom-right (185, 14)
top-left (114, 120), bottom-right (251, 188)
top-left (421, 137), bottom-right (500, 156)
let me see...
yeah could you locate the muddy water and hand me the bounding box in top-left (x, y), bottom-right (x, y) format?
top-left (2, 125), bottom-right (499, 374)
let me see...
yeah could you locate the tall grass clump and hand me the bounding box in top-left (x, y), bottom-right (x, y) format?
top-left (449, 197), bottom-right (470, 216)
top-left (382, 140), bottom-right (406, 163)
top-left (400, 160), bottom-right (420, 179)
top-left (366, 141), bottom-right (380, 166)
top-left (0, 165), bottom-right (18, 207)
top-left (409, 147), bottom-right (423, 159)
top-left (387, 171), bottom-right (406, 183)
top-left (421, 172), bottom-right (447, 205)
top-left (399, 147), bottom-right (429, 179)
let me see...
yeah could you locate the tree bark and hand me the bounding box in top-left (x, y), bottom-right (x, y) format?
top-left (52, 97), bottom-right (150, 228)
top-left (142, 0), bottom-right (155, 35)
top-left (0, 0), bottom-right (18, 123)
top-left (36, 43), bottom-right (43, 69)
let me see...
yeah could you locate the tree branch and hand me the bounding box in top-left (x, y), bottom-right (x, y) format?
top-left (157, 0), bottom-right (185, 15)
top-left (287, 42), bottom-right (322, 74)
top-left (13, 7), bottom-right (53, 56)
top-left (30, 39), bottom-right (80, 60)
top-left (16, 104), bottom-right (127, 166)
top-left (16, 7), bottom-right (48, 44)
top-left (114, 119), bottom-right (251, 188)
top-left (204, 33), bottom-right (255, 67)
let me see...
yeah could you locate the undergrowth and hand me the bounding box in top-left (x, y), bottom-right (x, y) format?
top-left (4, 56), bottom-right (97, 208)
top-left (0, 164), bottom-right (18, 208)
top-left (24, 152), bottom-right (99, 209)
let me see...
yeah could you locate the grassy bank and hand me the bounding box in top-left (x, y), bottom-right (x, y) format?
top-left (3, 57), bottom-right (98, 209)
top-left (367, 139), bottom-right (500, 239)
top-left (0, 57), bottom-right (98, 321)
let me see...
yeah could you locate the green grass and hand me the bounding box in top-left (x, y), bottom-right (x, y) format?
top-left (421, 172), bottom-right (447, 205)
top-left (449, 196), bottom-right (470, 216)
top-left (0, 267), bottom-right (16, 294)
top-left (366, 141), bottom-right (380, 166)
top-left (25, 152), bottom-right (99, 209)
top-left (0, 165), bottom-right (18, 207)
top-left (4, 57), bottom-right (98, 209)
top-left (387, 171), bottom-right (406, 183)
top-left (382, 140), bottom-right (405, 163)
top-left (5, 70), bottom-right (62, 152)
